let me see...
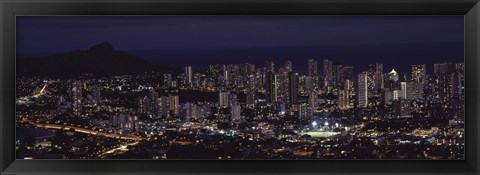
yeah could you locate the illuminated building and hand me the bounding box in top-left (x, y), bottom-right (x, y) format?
top-left (333, 64), bottom-right (345, 92)
top-left (164, 73), bottom-right (173, 88)
top-left (388, 69), bottom-right (399, 82)
top-left (382, 90), bottom-right (393, 105)
top-left (110, 113), bottom-right (128, 127)
top-left (285, 60), bottom-right (293, 72)
top-left (323, 59), bottom-right (333, 90)
top-left (357, 72), bottom-right (369, 108)
top-left (412, 64), bottom-right (427, 84)
top-left (185, 66), bottom-right (193, 85)
top-left (219, 91), bottom-right (231, 108)
top-left (434, 63), bottom-right (463, 105)
top-left (305, 76), bottom-right (314, 91)
top-left (168, 95), bottom-right (180, 116)
top-left (92, 86), bottom-right (101, 111)
top-left (308, 59), bottom-right (318, 77)
top-left (369, 63), bottom-right (383, 92)
top-left (72, 81), bottom-right (83, 117)
top-left (406, 82), bottom-right (423, 100)
top-left (246, 75), bottom-right (256, 107)
top-left (288, 72), bottom-right (298, 105)
top-left (308, 90), bottom-right (317, 110)
top-left (182, 102), bottom-right (195, 122)
top-left (400, 82), bottom-right (407, 99)
top-left (338, 89), bottom-right (349, 110)
top-left (231, 102), bottom-right (242, 122)
top-left (265, 70), bottom-right (277, 103)
top-left (277, 67), bottom-right (290, 104)
top-left (393, 99), bottom-right (411, 117)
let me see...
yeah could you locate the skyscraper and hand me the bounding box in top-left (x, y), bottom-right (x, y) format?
top-left (246, 75), bottom-right (256, 107)
top-left (388, 69), bottom-right (399, 82)
top-left (412, 64), bottom-right (427, 84)
top-left (308, 90), bottom-right (317, 110)
top-left (185, 66), bottom-right (193, 85)
top-left (265, 61), bottom-right (277, 103)
top-left (288, 72), bottom-right (299, 105)
top-left (357, 72), bottom-right (369, 108)
top-left (169, 95), bottom-right (180, 116)
top-left (182, 102), bottom-right (195, 122)
top-left (400, 82), bottom-right (407, 99)
top-left (338, 89), bottom-right (349, 110)
top-left (308, 59), bottom-right (318, 77)
top-left (285, 60), bottom-right (293, 72)
top-left (323, 59), bottom-right (333, 90)
top-left (393, 99), bottom-right (411, 117)
top-left (433, 63), bottom-right (463, 105)
top-left (372, 63), bottom-right (384, 92)
top-left (219, 91), bottom-right (231, 108)
top-left (266, 60), bottom-right (275, 73)
top-left (72, 81), bottom-right (83, 117)
top-left (231, 102), bottom-right (242, 122)
top-left (164, 73), bottom-right (173, 88)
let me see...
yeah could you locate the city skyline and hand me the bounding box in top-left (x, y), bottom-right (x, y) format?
top-left (15, 16), bottom-right (464, 160)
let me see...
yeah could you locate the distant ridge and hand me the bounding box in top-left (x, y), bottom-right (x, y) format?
top-left (17, 41), bottom-right (177, 77)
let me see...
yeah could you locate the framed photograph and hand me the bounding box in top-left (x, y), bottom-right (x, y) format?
top-left (1, 0), bottom-right (479, 174)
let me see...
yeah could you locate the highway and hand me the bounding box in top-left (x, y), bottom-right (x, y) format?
top-left (31, 122), bottom-right (144, 141)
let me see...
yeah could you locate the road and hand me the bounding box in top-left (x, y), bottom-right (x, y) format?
top-left (31, 122), bottom-right (144, 141)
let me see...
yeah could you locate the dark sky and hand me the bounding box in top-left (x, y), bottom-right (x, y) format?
top-left (16, 16), bottom-right (464, 74)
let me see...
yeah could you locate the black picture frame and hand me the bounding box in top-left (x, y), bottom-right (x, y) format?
top-left (1, 0), bottom-right (479, 174)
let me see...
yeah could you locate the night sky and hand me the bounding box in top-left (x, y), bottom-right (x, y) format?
top-left (16, 16), bottom-right (464, 74)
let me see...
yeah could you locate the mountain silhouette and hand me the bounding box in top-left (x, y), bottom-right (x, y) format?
top-left (17, 41), bottom-right (176, 76)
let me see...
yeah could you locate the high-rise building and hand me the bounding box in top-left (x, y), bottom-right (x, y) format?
top-left (158, 96), bottom-right (169, 117)
top-left (388, 69), bottom-right (399, 82)
top-left (288, 72), bottom-right (298, 105)
top-left (182, 102), bottom-right (196, 122)
top-left (265, 61), bottom-right (277, 103)
top-left (72, 81), bottom-right (83, 117)
top-left (433, 63), bottom-right (463, 105)
top-left (266, 60), bottom-right (275, 73)
top-left (219, 91), bottom-right (231, 108)
top-left (382, 90), bottom-right (393, 105)
top-left (400, 82), bottom-right (407, 99)
top-left (285, 60), bottom-right (293, 72)
top-left (231, 102), bottom-right (242, 122)
top-left (323, 59), bottom-right (334, 89)
top-left (344, 66), bottom-right (354, 81)
top-left (266, 72), bottom-right (277, 103)
top-left (169, 95), bottom-right (180, 116)
top-left (373, 63), bottom-right (384, 92)
top-left (164, 73), bottom-right (173, 88)
top-left (246, 75), bottom-right (256, 107)
top-left (393, 99), bottom-right (411, 117)
top-left (92, 86), bottom-right (101, 110)
top-left (305, 76), bottom-right (314, 91)
top-left (338, 89), bottom-right (349, 110)
top-left (308, 90), bottom-right (317, 110)
top-left (357, 72), bottom-right (369, 108)
top-left (393, 90), bottom-right (400, 101)
top-left (185, 66), bottom-right (193, 85)
top-left (308, 59), bottom-right (318, 77)
top-left (406, 82), bottom-right (423, 100)
top-left (276, 68), bottom-right (290, 104)
top-left (110, 113), bottom-right (128, 127)
top-left (333, 64), bottom-right (345, 91)
top-left (412, 64), bottom-right (427, 84)
top-left (148, 89), bottom-right (160, 118)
